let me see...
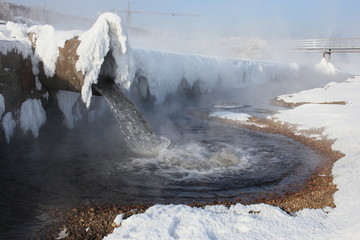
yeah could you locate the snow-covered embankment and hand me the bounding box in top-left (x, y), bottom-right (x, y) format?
top-left (0, 12), bottom-right (300, 143)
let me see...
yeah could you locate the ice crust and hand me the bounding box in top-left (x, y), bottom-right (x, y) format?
top-left (19, 99), bottom-right (46, 138)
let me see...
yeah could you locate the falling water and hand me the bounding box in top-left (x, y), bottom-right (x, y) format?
top-left (94, 82), bottom-right (170, 155)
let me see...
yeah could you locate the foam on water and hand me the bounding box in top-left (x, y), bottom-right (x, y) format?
top-left (127, 142), bottom-right (252, 181)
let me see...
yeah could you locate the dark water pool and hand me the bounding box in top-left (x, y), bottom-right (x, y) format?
top-left (0, 108), bottom-right (322, 239)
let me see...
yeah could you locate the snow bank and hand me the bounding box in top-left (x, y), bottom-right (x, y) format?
top-left (209, 111), bottom-right (251, 122)
top-left (276, 80), bottom-right (356, 106)
top-left (19, 99), bottom-right (46, 138)
top-left (271, 77), bottom-right (360, 239)
top-left (2, 112), bottom-right (16, 143)
top-left (133, 48), bottom-right (299, 103)
top-left (104, 204), bottom-right (327, 240)
top-left (76, 12), bottom-right (133, 108)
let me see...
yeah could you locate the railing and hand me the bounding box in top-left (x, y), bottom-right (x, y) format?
top-left (290, 38), bottom-right (360, 53)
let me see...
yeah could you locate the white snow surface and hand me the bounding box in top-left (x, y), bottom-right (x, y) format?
top-left (105, 204), bottom-right (327, 240)
top-left (209, 111), bottom-right (251, 122)
top-left (76, 12), bottom-right (133, 108)
top-left (2, 112), bottom-right (16, 143)
top-left (19, 98), bottom-right (46, 138)
top-left (276, 79), bottom-right (356, 105)
top-left (105, 77), bottom-right (360, 240)
top-left (113, 214), bottom-right (124, 226)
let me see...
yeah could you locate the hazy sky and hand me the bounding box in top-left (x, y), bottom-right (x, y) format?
top-left (7, 0), bottom-right (360, 38)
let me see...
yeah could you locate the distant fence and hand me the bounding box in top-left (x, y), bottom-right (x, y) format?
top-left (288, 38), bottom-right (360, 54)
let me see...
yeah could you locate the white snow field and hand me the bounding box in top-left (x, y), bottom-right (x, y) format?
top-left (104, 76), bottom-right (360, 240)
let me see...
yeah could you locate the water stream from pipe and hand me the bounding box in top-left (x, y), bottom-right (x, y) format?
top-left (94, 83), bottom-right (170, 155)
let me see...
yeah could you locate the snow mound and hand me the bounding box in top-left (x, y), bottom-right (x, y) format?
top-left (76, 12), bottom-right (133, 108)
top-left (19, 99), bottom-right (46, 138)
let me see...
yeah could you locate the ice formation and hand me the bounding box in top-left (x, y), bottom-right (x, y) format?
top-left (0, 94), bottom-right (4, 118)
top-left (19, 99), bottom-right (46, 138)
top-left (76, 12), bottom-right (133, 108)
top-left (0, 22), bottom-right (33, 59)
top-left (56, 90), bottom-right (82, 129)
top-left (74, 12), bottom-right (299, 107)
top-left (29, 24), bottom-right (81, 77)
top-left (2, 112), bottom-right (16, 143)
top-left (132, 49), bottom-right (299, 104)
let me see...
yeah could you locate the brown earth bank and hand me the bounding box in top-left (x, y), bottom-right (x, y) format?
top-left (37, 111), bottom-right (343, 240)
top-left (272, 96), bottom-right (347, 108)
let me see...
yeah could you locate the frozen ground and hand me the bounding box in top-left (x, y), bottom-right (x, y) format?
top-left (104, 76), bottom-right (360, 239)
